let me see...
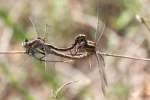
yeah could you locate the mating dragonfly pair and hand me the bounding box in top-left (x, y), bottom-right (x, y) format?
top-left (22, 14), bottom-right (150, 95)
top-left (0, 13), bottom-right (145, 98)
top-left (22, 15), bottom-right (107, 94)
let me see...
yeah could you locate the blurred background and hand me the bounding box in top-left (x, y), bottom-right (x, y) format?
top-left (0, 0), bottom-right (150, 100)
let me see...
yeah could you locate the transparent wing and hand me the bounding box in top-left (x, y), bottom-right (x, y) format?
top-left (95, 8), bottom-right (106, 45)
top-left (29, 16), bottom-right (51, 41)
top-left (44, 46), bottom-right (48, 72)
top-left (95, 53), bottom-right (107, 95)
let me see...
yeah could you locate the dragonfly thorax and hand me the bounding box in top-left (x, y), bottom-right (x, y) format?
top-left (23, 38), bottom-right (45, 51)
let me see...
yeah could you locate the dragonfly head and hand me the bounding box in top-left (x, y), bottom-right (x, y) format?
top-left (24, 38), bottom-right (29, 42)
top-left (75, 34), bottom-right (87, 45)
top-left (22, 38), bottom-right (32, 50)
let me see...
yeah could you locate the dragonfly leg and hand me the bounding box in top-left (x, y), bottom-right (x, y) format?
top-left (33, 49), bottom-right (46, 61)
top-left (69, 49), bottom-right (78, 56)
top-left (69, 45), bottom-right (79, 56)
top-left (32, 54), bottom-right (46, 62)
top-left (26, 48), bottom-right (36, 56)
top-left (38, 55), bottom-right (46, 61)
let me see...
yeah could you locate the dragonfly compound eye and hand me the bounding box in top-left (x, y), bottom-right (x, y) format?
top-left (25, 38), bottom-right (29, 42)
top-left (22, 38), bottom-right (29, 47)
top-left (79, 35), bottom-right (87, 43)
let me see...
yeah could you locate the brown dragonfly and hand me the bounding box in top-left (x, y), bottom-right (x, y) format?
top-left (23, 16), bottom-right (80, 71)
top-left (1, 13), bottom-right (150, 97)
top-left (0, 16), bottom-right (79, 75)
top-left (0, 14), bottom-right (150, 98)
top-left (23, 16), bottom-right (92, 63)
top-left (23, 14), bottom-right (150, 96)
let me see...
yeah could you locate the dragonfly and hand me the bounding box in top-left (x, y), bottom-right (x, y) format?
top-left (5, 10), bottom-right (148, 63)
top-left (1, 13), bottom-right (150, 98)
top-left (0, 17), bottom-right (78, 59)
top-left (23, 14), bottom-right (108, 94)
top-left (23, 16), bottom-right (97, 63)
top-left (0, 17), bottom-right (83, 100)
top-left (23, 16), bottom-right (83, 71)
top-left (23, 32), bottom-right (91, 62)
top-left (24, 14), bottom-right (150, 96)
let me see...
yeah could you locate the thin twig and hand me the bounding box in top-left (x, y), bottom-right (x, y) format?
top-left (0, 51), bottom-right (25, 54)
top-left (97, 51), bottom-right (150, 61)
